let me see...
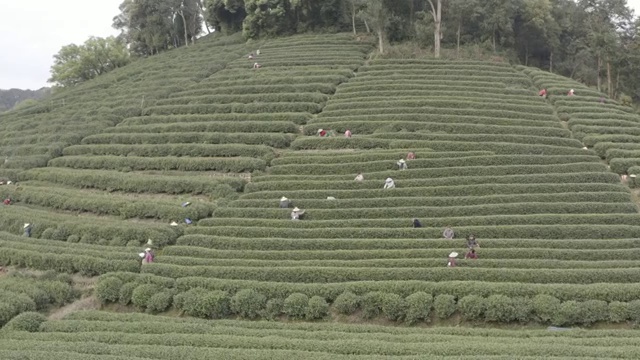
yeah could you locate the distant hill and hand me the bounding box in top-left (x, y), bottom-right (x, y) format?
top-left (0, 87), bottom-right (50, 112)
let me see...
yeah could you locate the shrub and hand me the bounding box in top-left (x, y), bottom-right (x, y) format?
top-left (433, 294), bottom-right (456, 320)
top-left (333, 291), bottom-right (360, 315)
top-left (533, 295), bottom-right (561, 323)
top-left (405, 292), bottom-right (433, 324)
top-left (627, 300), bottom-right (640, 323)
top-left (118, 282), bottom-right (138, 305)
top-left (2, 312), bottom-right (46, 332)
top-left (95, 277), bottom-right (124, 304)
top-left (485, 295), bottom-right (516, 323)
top-left (552, 300), bottom-right (583, 326)
top-left (458, 295), bottom-right (485, 321)
top-left (174, 288), bottom-right (231, 319)
top-left (230, 289), bottom-right (267, 319)
top-left (361, 292), bottom-right (386, 319)
top-left (609, 301), bottom-right (629, 323)
top-left (581, 300), bottom-right (609, 325)
top-left (283, 293), bottom-right (309, 320)
top-left (67, 235), bottom-right (80, 243)
top-left (512, 297), bottom-right (533, 323)
top-left (146, 291), bottom-right (174, 314)
top-left (40, 228), bottom-right (54, 240)
top-left (263, 298), bottom-right (284, 321)
top-left (131, 284), bottom-right (161, 310)
top-left (306, 296), bottom-right (329, 320)
top-left (381, 293), bottom-right (406, 322)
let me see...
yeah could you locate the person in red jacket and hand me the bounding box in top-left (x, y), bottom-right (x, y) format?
top-left (465, 249), bottom-right (478, 259)
top-left (538, 88), bottom-right (547, 98)
top-left (344, 129), bottom-right (352, 138)
top-left (3, 198), bottom-right (11, 205)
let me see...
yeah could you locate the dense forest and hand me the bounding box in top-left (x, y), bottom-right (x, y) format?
top-left (49, 0), bottom-right (640, 102)
top-left (0, 88), bottom-right (50, 112)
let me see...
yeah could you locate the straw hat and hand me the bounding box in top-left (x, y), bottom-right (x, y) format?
top-left (146, 239), bottom-right (153, 245)
top-left (317, 129), bottom-right (323, 133)
top-left (281, 196), bottom-right (288, 201)
top-left (7, 181), bottom-right (12, 185)
top-left (582, 147), bottom-right (588, 150)
top-left (327, 196), bottom-right (336, 200)
top-left (385, 177), bottom-right (393, 182)
top-left (170, 221), bottom-right (178, 226)
top-left (449, 252), bottom-right (458, 258)
top-left (23, 223), bottom-right (30, 229)
top-left (293, 207), bottom-right (301, 212)
top-left (398, 159), bottom-right (405, 163)
top-left (139, 252), bottom-right (145, 258)
top-left (570, 89), bottom-right (574, 92)
top-left (145, 248), bottom-right (151, 252)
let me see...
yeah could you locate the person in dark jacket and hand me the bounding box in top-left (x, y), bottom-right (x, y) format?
top-left (413, 218), bottom-right (422, 228)
top-left (23, 223), bottom-right (32, 237)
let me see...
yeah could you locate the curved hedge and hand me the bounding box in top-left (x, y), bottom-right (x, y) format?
top-left (81, 133), bottom-right (294, 148)
top-left (63, 144), bottom-right (275, 159)
top-left (49, 156), bottom-right (267, 172)
top-left (102, 121), bottom-right (299, 134)
top-left (120, 113), bottom-right (311, 126)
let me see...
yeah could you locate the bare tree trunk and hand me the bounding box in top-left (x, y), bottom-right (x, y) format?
top-left (492, 32), bottom-right (496, 52)
top-left (428, 0), bottom-right (442, 58)
top-left (352, 3), bottom-right (357, 35)
top-left (525, 45), bottom-right (529, 66)
top-left (596, 54), bottom-right (602, 92)
top-left (606, 59), bottom-right (612, 98)
top-left (456, 21), bottom-right (461, 58)
top-left (549, 52), bottom-right (553, 72)
top-left (378, 28), bottom-right (384, 54)
top-left (615, 70), bottom-right (620, 99)
top-left (179, 9), bottom-right (189, 47)
top-left (364, 19), bottom-right (370, 33)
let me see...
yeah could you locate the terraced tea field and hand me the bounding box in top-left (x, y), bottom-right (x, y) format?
top-left (2, 32), bottom-right (640, 354)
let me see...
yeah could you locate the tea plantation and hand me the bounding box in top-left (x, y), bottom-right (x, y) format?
top-left (2, 32), bottom-right (640, 357)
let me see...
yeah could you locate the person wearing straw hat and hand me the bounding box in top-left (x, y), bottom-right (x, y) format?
top-left (354, 173), bottom-right (364, 182)
top-left (170, 221), bottom-right (179, 226)
top-left (397, 159), bottom-right (407, 170)
top-left (443, 227), bottom-right (455, 239)
top-left (291, 207), bottom-right (305, 220)
top-left (142, 248), bottom-right (154, 264)
top-left (567, 89), bottom-right (575, 96)
top-left (23, 223), bottom-right (32, 237)
top-left (383, 177), bottom-right (395, 189)
top-left (253, 62), bottom-right (262, 69)
top-left (317, 129), bottom-right (327, 137)
top-left (447, 252), bottom-right (458, 267)
top-left (280, 196), bottom-right (291, 209)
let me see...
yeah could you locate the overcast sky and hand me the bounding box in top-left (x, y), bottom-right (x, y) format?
top-left (2, 0), bottom-right (640, 90)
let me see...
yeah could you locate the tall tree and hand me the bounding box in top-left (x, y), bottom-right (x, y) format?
top-left (448, 0), bottom-right (479, 58)
top-left (358, 0), bottom-right (389, 54)
top-left (427, 0), bottom-right (442, 58)
top-left (49, 37), bottom-right (130, 87)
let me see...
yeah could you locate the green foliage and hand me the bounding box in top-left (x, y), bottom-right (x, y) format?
top-left (118, 282), bottom-right (138, 306)
top-left (404, 292), bottom-right (433, 324)
top-left (609, 301), bottom-right (629, 323)
top-left (95, 277), bottom-right (124, 304)
top-left (283, 293), bottom-right (309, 320)
top-left (2, 312), bottom-right (46, 332)
top-left (146, 291), bottom-right (175, 314)
top-left (230, 289), bottom-right (267, 319)
top-left (49, 36), bottom-right (130, 87)
top-left (361, 291), bottom-right (385, 319)
top-left (458, 295), bottom-right (485, 321)
top-left (484, 295), bottom-right (517, 323)
top-left (263, 298), bottom-right (284, 321)
top-left (333, 291), bottom-right (360, 315)
top-left (306, 296), bottom-right (329, 320)
top-left (174, 288), bottom-right (231, 319)
top-left (131, 284), bottom-right (162, 310)
top-left (381, 293), bottom-right (406, 322)
top-left (433, 294), bottom-right (456, 320)
top-left (533, 294), bottom-right (561, 323)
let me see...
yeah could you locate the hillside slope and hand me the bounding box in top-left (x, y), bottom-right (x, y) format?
top-left (2, 32), bottom-right (640, 357)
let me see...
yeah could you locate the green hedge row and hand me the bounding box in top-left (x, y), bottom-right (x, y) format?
top-left (572, 125), bottom-right (640, 140)
top-left (63, 144), bottom-right (275, 159)
top-left (568, 118), bottom-right (640, 129)
top-left (23, 168), bottom-right (244, 195)
top-left (567, 112), bottom-right (638, 121)
top-left (322, 99), bottom-right (551, 115)
top-left (177, 235), bottom-right (640, 251)
top-left (185, 224), bottom-right (640, 240)
top-left (120, 113), bottom-right (311, 126)
top-left (164, 245), bottom-right (638, 261)
top-left (143, 102), bottom-right (322, 115)
top-left (268, 155), bottom-right (600, 176)
top-left (594, 142), bottom-right (640, 157)
top-left (49, 155), bottom-right (267, 172)
top-left (170, 83), bottom-right (336, 97)
top-left (156, 92), bottom-right (330, 106)
top-left (231, 191), bottom-right (630, 209)
top-left (103, 121), bottom-right (299, 134)
top-left (0, 185), bottom-right (215, 221)
top-left (270, 150), bottom-right (490, 166)
top-left (583, 134), bottom-right (640, 146)
top-left (203, 214), bottom-right (640, 228)
top-left (314, 113), bottom-right (560, 128)
top-left (320, 105), bottom-right (556, 121)
top-left (214, 202), bottom-right (635, 220)
top-left (158, 255), bottom-right (640, 270)
top-left (207, 68), bottom-right (354, 81)
top-left (245, 172), bottom-right (621, 193)
top-left (143, 263), bottom-right (640, 284)
top-left (81, 132), bottom-right (294, 148)
top-left (605, 149), bottom-right (640, 161)
top-left (304, 121), bottom-right (569, 138)
top-left (610, 158), bottom-right (640, 174)
top-left (1, 155), bottom-right (50, 170)
top-left (0, 206), bottom-right (181, 246)
top-left (378, 133), bottom-right (582, 148)
top-left (205, 75), bottom-right (350, 87)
